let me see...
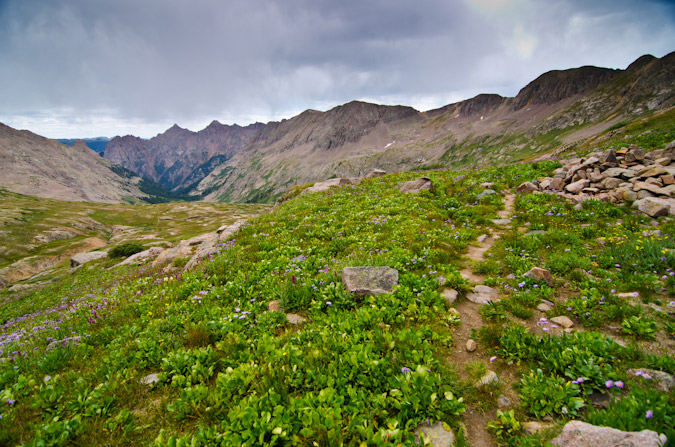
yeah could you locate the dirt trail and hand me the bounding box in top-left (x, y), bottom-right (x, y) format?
top-left (450, 193), bottom-right (516, 447)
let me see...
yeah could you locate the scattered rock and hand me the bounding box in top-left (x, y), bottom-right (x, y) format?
top-left (565, 179), bottom-right (590, 194)
top-left (632, 197), bottom-right (671, 217)
top-left (140, 373), bottom-right (160, 386)
top-left (491, 218), bottom-right (512, 226)
top-left (475, 370), bottom-right (499, 388)
top-left (367, 168), bottom-right (386, 178)
top-left (441, 288), bottom-right (459, 304)
top-left (524, 230), bottom-right (547, 236)
top-left (627, 369), bottom-right (675, 392)
top-left (286, 313), bottom-right (306, 325)
top-left (550, 316), bottom-right (574, 328)
top-left (517, 182), bottom-right (538, 193)
top-left (476, 189), bottom-right (497, 200)
top-left (414, 422), bottom-right (455, 447)
top-left (523, 267), bottom-right (555, 287)
top-left (537, 303), bottom-right (552, 312)
top-left (46, 336), bottom-right (82, 352)
top-left (497, 394), bottom-right (513, 409)
top-left (466, 285), bottom-right (499, 304)
top-left (465, 339), bottom-right (477, 352)
top-left (34, 229), bottom-right (77, 244)
top-left (523, 422), bottom-right (555, 435)
top-left (400, 177), bottom-right (434, 194)
top-left (342, 266), bottom-right (399, 297)
top-left (551, 421), bottom-right (667, 447)
top-left (589, 391), bottom-right (611, 409)
top-left (70, 251), bottom-right (108, 268)
top-left (476, 234), bottom-right (489, 243)
top-left (268, 300), bottom-right (282, 312)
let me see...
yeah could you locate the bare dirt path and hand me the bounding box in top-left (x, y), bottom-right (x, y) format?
top-left (450, 192), bottom-right (516, 447)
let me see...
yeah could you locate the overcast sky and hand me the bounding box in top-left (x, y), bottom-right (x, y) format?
top-left (0, 0), bottom-right (673, 138)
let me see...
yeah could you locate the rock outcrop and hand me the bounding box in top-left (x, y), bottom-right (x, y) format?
top-left (551, 421), bottom-right (667, 447)
top-left (342, 266), bottom-right (399, 297)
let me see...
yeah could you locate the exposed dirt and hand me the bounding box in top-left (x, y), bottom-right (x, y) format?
top-left (449, 193), bottom-right (516, 447)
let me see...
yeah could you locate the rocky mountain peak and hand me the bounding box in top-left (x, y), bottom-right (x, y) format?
top-left (512, 65), bottom-right (620, 110)
top-left (626, 54), bottom-right (657, 72)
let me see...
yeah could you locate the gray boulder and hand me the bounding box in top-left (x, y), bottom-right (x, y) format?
top-left (305, 178), bottom-right (359, 193)
top-left (551, 421), bottom-right (666, 447)
top-left (400, 177), bottom-right (433, 193)
top-left (565, 179), bottom-right (590, 194)
top-left (517, 182), bottom-right (538, 194)
top-left (466, 285), bottom-right (499, 304)
top-left (117, 246), bottom-right (165, 266)
top-left (70, 251), bottom-right (108, 268)
top-left (632, 197), bottom-right (671, 217)
top-left (627, 369), bottom-right (675, 392)
top-left (342, 266), bottom-right (399, 297)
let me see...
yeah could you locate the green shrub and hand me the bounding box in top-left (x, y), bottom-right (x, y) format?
top-left (108, 242), bottom-right (144, 258)
top-left (518, 369), bottom-right (584, 418)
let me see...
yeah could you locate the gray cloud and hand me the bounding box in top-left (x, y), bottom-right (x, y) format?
top-left (0, 0), bottom-right (673, 137)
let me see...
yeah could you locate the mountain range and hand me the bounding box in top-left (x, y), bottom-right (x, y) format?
top-left (1, 52), bottom-right (673, 203)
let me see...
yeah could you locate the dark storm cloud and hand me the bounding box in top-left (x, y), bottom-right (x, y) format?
top-left (0, 0), bottom-right (673, 137)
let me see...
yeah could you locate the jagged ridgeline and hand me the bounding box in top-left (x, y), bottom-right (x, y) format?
top-left (1, 158), bottom-right (673, 446)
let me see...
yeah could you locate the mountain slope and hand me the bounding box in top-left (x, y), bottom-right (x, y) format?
top-left (193, 52), bottom-right (674, 202)
top-left (0, 124), bottom-right (146, 203)
top-left (104, 121), bottom-right (262, 191)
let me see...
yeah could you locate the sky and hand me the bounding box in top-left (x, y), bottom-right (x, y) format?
top-left (0, 0), bottom-right (674, 139)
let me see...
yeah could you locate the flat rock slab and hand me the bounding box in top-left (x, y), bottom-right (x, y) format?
top-left (70, 251), bottom-right (108, 268)
top-left (491, 218), bottom-right (512, 226)
top-left (414, 422), bottom-right (455, 446)
top-left (400, 177), bottom-right (434, 194)
top-left (342, 266), bottom-right (398, 297)
top-left (551, 421), bottom-right (666, 447)
top-left (475, 370), bottom-right (499, 388)
top-left (466, 285), bottom-right (499, 304)
top-left (550, 316), bottom-right (574, 328)
top-left (305, 178), bottom-right (359, 193)
top-left (523, 422), bottom-right (555, 435)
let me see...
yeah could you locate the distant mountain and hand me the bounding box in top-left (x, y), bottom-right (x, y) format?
top-left (96, 52), bottom-right (675, 203)
top-left (104, 121), bottom-right (263, 191)
top-left (0, 127), bottom-right (146, 202)
top-left (193, 52), bottom-right (674, 202)
top-left (58, 137), bottom-right (110, 155)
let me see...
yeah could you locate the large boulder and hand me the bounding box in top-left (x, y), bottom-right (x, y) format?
top-left (342, 266), bottom-right (398, 297)
top-left (551, 421), bottom-right (667, 447)
top-left (117, 246), bottom-right (165, 266)
top-left (517, 182), bottom-right (538, 194)
top-left (70, 251), bottom-right (108, 268)
top-left (523, 267), bottom-right (554, 287)
top-left (632, 197), bottom-right (671, 217)
top-left (400, 177), bottom-right (434, 194)
top-left (565, 179), bottom-right (590, 194)
top-left (627, 369), bottom-right (675, 392)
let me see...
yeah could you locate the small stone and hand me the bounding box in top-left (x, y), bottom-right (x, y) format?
top-left (414, 422), bottom-right (455, 447)
top-left (589, 391), bottom-right (611, 409)
top-left (662, 174), bottom-right (675, 185)
top-left (492, 218), bottom-right (512, 226)
top-left (517, 182), bottom-right (538, 193)
top-left (537, 303), bottom-right (552, 312)
top-left (497, 394), bottom-right (513, 409)
top-left (441, 288), bottom-right (459, 304)
top-left (466, 285), bottom-right (499, 304)
top-left (476, 234), bottom-right (489, 243)
top-left (475, 370), bottom-right (499, 388)
top-left (140, 373), bottom-right (160, 386)
top-left (286, 313), bottom-right (306, 325)
top-left (476, 189), bottom-right (497, 200)
top-left (550, 316), bottom-right (574, 328)
top-left (480, 182), bottom-right (495, 188)
top-left (465, 339), bottom-right (477, 352)
top-left (268, 300), bottom-right (282, 312)
top-left (524, 230), bottom-right (547, 236)
top-left (523, 267), bottom-right (555, 287)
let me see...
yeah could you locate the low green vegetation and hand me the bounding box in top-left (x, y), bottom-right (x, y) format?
top-left (0, 158), bottom-right (673, 446)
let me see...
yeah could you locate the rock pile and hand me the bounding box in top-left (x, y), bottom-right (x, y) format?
top-left (530, 142), bottom-right (675, 217)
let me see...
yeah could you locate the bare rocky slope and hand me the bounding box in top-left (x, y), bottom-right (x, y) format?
top-left (0, 124), bottom-right (147, 202)
top-left (193, 52), bottom-right (674, 202)
top-left (104, 121), bottom-right (263, 191)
